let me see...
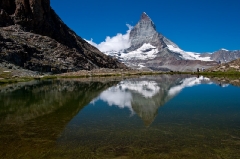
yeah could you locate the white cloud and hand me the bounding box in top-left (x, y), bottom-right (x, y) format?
top-left (86, 24), bottom-right (133, 52)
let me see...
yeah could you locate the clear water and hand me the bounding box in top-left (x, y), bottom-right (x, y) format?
top-left (0, 75), bottom-right (240, 159)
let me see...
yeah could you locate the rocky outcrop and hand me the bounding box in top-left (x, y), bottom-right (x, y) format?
top-left (0, 0), bottom-right (127, 73)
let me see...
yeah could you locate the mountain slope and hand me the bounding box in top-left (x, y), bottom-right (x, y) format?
top-left (0, 0), bottom-right (127, 74)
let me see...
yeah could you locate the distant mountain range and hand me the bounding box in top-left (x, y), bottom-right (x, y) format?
top-left (0, 0), bottom-right (127, 74)
top-left (101, 12), bottom-right (240, 71)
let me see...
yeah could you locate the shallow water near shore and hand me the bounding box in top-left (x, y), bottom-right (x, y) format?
top-left (0, 75), bottom-right (240, 159)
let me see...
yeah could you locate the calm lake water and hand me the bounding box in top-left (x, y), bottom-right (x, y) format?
top-left (0, 75), bottom-right (240, 159)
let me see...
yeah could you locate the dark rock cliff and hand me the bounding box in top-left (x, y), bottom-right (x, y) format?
top-left (0, 0), bottom-right (127, 73)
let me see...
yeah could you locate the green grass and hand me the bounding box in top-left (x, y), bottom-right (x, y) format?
top-left (41, 75), bottom-right (58, 80)
top-left (58, 75), bottom-right (90, 78)
top-left (0, 72), bottom-right (12, 79)
top-left (0, 77), bottom-right (34, 84)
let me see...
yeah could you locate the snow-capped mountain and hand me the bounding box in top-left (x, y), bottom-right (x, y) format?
top-left (91, 12), bottom-right (240, 71)
top-left (125, 12), bottom-right (211, 63)
top-left (102, 12), bottom-right (217, 71)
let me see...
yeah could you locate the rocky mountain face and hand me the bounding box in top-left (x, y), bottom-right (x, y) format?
top-left (0, 0), bottom-right (127, 74)
top-left (127, 12), bottom-right (178, 52)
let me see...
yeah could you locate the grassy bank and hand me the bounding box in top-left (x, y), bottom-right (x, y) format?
top-left (0, 77), bottom-right (34, 84)
top-left (0, 70), bottom-right (34, 84)
top-left (0, 70), bottom-right (163, 84)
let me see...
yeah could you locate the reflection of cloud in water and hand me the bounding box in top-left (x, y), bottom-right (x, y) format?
top-left (168, 76), bottom-right (212, 96)
top-left (97, 87), bottom-right (134, 114)
top-left (91, 81), bottom-right (160, 114)
top-left (99, 87), bottom-right (132, 108)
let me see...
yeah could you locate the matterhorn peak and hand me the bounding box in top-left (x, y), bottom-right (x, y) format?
top-left (141, 12), bottom-right (151, 21)
top-left (127, 12), bottom-right (163, 52)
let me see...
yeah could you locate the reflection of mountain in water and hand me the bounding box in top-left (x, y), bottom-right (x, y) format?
top-left (0, 79), bottom-right (118, 157)
top-left (0, 80), bottom-right (118, 125)
top-left (94, 75), bottom-right (212, 126)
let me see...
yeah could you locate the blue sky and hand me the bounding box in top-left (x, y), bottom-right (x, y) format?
top-left (50, 0), bottom-right (240, 53)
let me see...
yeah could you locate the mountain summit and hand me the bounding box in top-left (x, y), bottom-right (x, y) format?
top-left (127, 12), bottom-right (177, 52)
top-left (141, 12), bottom-right (152, 21)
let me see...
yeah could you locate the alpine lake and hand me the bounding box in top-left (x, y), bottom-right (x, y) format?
top-left (0, 75), bottom-right (240, 159)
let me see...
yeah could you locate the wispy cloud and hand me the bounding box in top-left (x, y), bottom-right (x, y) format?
top-left (86, 24), bottom-right (133, 52)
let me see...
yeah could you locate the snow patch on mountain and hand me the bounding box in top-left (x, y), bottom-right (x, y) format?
top-left (120, 43), bottom-right (158, 60)
top-left (167, 45), bottom-right (212, 61)
top-left (221, 48), bottom-right (229, 51)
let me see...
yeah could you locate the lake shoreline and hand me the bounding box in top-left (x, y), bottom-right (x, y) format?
top-left (1, 68), bottom-right (240, 85)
